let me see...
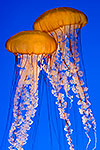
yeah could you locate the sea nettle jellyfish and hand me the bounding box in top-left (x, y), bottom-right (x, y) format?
top-left (5, 30), bottom-right (57, 150)
top-left (33, 7), bottom-right (97, 150)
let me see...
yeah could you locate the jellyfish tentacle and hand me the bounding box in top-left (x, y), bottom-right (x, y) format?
top-left (52, 80), bottom-right (74, 150)
top-left (20, 55), bottom-right (40, 149)
top-left (62, 25), bottom-right (96, 149)
top-left (70, 25), bottom-right (96, 145)
top-left (9, 54), bottom-right (40, 150)
top-left (45, 24), bottom-right (96, 149)
top-left (63, 57), bottom-right (96, 133)
top-left (60, 25), bottom-right (90, 147)
top-left (53, 82), bottom-right (74, 150)
top-left (9, 55), bottom-right (30, 149)
top-left (43, 54), bottom-right (74, 150)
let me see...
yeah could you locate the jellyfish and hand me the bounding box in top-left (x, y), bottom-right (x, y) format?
top-left (5, 30), bottom-right (57, 150)
top-left (33, 7), bottom-right (97, 150)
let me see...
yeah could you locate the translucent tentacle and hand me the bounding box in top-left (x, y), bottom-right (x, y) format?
top-left (9, 54), bottom-right (40, 150)
top-left (43, 24), bottom-right (96, 149)
top-left (43, 52), bottom-right (74, 150)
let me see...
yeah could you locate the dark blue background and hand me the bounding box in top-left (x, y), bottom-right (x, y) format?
top-left (0, 0), bottom-right (100, 149)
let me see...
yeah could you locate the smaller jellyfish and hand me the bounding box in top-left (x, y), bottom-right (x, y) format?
top-left (5, 30), bottom-right (57, 150)
top-left (33, 7), bottom-right (97, 150)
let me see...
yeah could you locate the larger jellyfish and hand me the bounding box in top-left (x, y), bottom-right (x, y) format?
top-left (33, 7), bottom-right (97, 150)
top-left (5, 30), bottom-right (57, 150)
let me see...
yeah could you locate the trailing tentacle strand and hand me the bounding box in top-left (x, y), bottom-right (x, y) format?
top-left (8, 54), bottom-right (40, 150)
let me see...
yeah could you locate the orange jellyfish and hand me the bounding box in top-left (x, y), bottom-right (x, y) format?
top-left (33, 7), bottom-right (97, 150)
top-left (5, 30), bottom-right (57, 150)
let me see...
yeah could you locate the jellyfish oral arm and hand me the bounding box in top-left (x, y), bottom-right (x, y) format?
top-left (8, 54), bottom-right (40, 150)
top-left (43, 24), bottom-right (97, 150)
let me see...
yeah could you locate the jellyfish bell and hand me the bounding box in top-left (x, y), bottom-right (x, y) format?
top-left (5, 30), bottom-right (57, 150)
top-left (6, 30), bottom-right (57, 55)
top-left (33, 7), bottom-right (96, 150)
top-left (33, 7), bottom-right (87, 32)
